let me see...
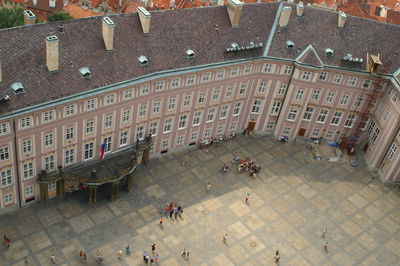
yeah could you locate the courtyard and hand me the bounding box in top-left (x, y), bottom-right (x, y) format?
top-left (1, 135), bottom-right (400, 265)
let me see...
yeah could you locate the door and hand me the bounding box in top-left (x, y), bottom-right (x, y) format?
top-left (247, 122), bottom-right (256, 131)
top-left (298, 128), bottom-right (306, 136)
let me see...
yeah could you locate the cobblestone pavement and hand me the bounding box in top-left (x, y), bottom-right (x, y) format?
top-left (1, 135), bottom-right (400, 266)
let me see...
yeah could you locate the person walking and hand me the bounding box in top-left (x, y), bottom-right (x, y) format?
top-left (223, 234), bottom-right (228, 244)
top-left (82, 252), bottom-right (86, 262)
top-left (206, 182), bottom-right (211, 193)
top-left (125, 245), bottom-right (131, 255)
top-left (143, 251), bottom-right (148, 264)
top-left (181, 249), bottom-right (186, 258)
top-left (24, 256), bottom-right (29, 264)
top-left (159, 218), bottom-right (163, 229)
top-left (274, 250), bottom-right (280, 263)
top-left (50, 254), bottom-right (56, 264)
top-left (118, 250), bottom-right (123, 260)
top-left (322, 227), bottom-right (328, 239)
top-left (151, 244), bottom-right (156, 254)
top-left (79, 250), bottom-right (83, 261)
top-left (324, 242), bottom-right (328, 252)
top-left (245, 194), bottom-right (250, 204)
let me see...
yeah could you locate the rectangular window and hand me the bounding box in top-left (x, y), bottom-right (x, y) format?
top-left (170, 78), bottom-right (181, 89)
top-left (136, 126), bottom-right (145, 140)
top-left (317, 110), bottom-right (329, 123)
top-left (344, 114), bottom-right (356, 128)
top-left (301, 71), bottom-right (311, 80)
top-left (278, 84), bottom-right (287, 95)
top-left (287, 108), bottom-right (298, 121)
top-left (4, 193), bottom-right (13, 204)
top-left (270, 101), bottom-right (281, 115)
top-left (183, 95), bottom-right (191, 107)
top-left (230, 67), bottom-right (239, 77)
top-left (295, 89), bottom-right (304, 101)
top-left (48, 183), bottom-right (56, 191)
top-left (266, 121), bottom-right (275, 130)
top-left (103, 136), bottom-right (112, 152)
top-left (331, 111), bottom-right (343, 126)
top-left (204, 128), bottom-right (211, 137)
top-left (164, 118), bottom-right (173, 133)
top-left (326, 92), bottom-right (336, 103)
top-left (0, 123), bottom-right (8, 135)
top-left (64, 148), bottom-right (75, 166)
top-left (66, 127), bottom-right (74, 140)
top-left (392, 93), bottom-right (399, 103)
top-left (85, 120), bottom-right (94, 135)
top-left (0, 146), bottom-right (10, 161)
top-left (20, 116), bottom-right (32, 129)
top-left (123, 88), bottom-right (133, 100)
top-left (86, 99), bottom-right (96, 111)
top-left (207, 108), bottom-right (216, 122)
top-left (105, 94), bottom-right (115, 105)
top-left (233, 102), bottom-right (242, 116)
top-left (239, 83), bottom-right (247, 95)
top-left (198, 92), bottom-right (206, 104)
top-left (178, 114), bottom-right (187, 129)
top-left (311, 90), bottom-right (321, 101)
top-left (168, 98), bottom-right (176, 111)
top-left (258, 81), bottom-right (267, 93)
top-left (318, 72), bottom-right (328, 81)
top-left (354, 96), bottom-right (363, 107)
top-left (201, 72), bottom-right (211, 82)
top-left (1, 169), bottom-right (12, 187)
top-left (153, 101), bottom-right (160, 114)
top-left (84, 142), bottom-right (94, 160)
top-left (155, 80), bottom-right (165, 92)
top-left (216, 69), bottom-right (226, 80)
top-left (25, 185), bottom-right (34, 196)
top-left (383, 110), bottom-right (389, 121)
top-left (139, 105), bottom-right (147, 118)
top-left (64, 104), bottom-right (75, 116)
top-left (22, 139), bottom-right (32, 154)
top-left (220, 105), bottom-right (229, 119)
top-left (367, 120), bottom-right (376, 135)
top-left (225, 86), bottom-right (234, 98)
top-left (104, 115), bottom-right (113, 128)
top-left (252, 100), bottom-right (262, 114)
top-left (387, 144), bottom-right (398, 160)
top-left (149, 121), bottom-right (158, 136)
top-left (44, 133), bottom-right (54, 147)
top-left (303, 107), bottom-right (314, 121)
top-left (211, 89), bottom-right (220, 100)
top-left (42, 110), bottom-right (55, 123)
top-left (371, 127), bottom-right (380, 143)
top-left (326, 130), bottom-right (334, 139)
top-left (340, 94), bottom-right (350, 105)
top-left (283, 127), bottom-right (291, 135)
top-left (312, 128), bottom-right (321, 137)
top-left (44, 154), bottom-right (55, 172)
top-left (283, 65), bottom-right (293, 75)
top-left (263, 64), bottom-right (273, 73)
top-left (332, 74), bottom-right (343, 84)
top-left (230, 122), bottom-right (237, 131)
top-left (186, 75), bottom-right (196, 85)
top-left (243, 65), bottom-right (252, 74)
top-left (140, 84), bottom-right (150, 95)
top-left (23, 162), bottom-right (34, 179)
top-left (347, 77), bottom-right (357, 86)
top-left (193, 111), bottom-right (202, 126)
top-left (176, 136), bottom-right (184, 145)
top-left (191, 132), bottom-right (197, 141)
top-left (122, 110), bottom-right (131, 123)
top-left (162, 139), bottom-right (169, 148)
top-left (362, 79), bottom-right (371, 89)
top-left (120, 131), bottom-right (129, 146)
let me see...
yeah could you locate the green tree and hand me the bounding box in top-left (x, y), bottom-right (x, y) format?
top-left (47, 12), bottom-right (73, 22)
top-left (0, 7), bottom-right (24, 29)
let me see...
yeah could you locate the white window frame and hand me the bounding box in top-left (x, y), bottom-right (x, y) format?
top-left (311, 90), bottom-right (321, 101)
top-left (22, 139), bottom-right (32, 154)
top-left (42, 110), bottom-right (55, 123)
top-left (20, 116), bottom-right (32, 129)
top-left (186, 75), bottom-right (196, 85)
top-left (122, 109), bottom-right (131, 123)
top-left (233, 102), bottom-right (242, 116)
top-left (0, 146), bottom-right (10, 161)
top-left (44, 154), bottom-right (55, 172)
top-left (258, 81), bottom-right (267, 93)
top-left (340, 94), bottom-right (350, 105)
top-left (120, 131), bottom-right (129, 146)
top-left (139, 105), bottom-right (147, 118)
top-left (183, 95), bottom-right (191, 107)
top-left (66, 127), bottom-right (74, 141)
top-left (201, 72), bottom-right (211, 82)
top-left (155, 80), bottom-right (165, 92)
top-left (85, 99), bottom-right (96, 111)
top-left (178, 114), bottom-right (187, 129)
top-left (84, 142), bottom-right (94, 160)
top-left (270, 102), bottom-right (281, 116)
top-left (331, 111), bottom-right (343, 126)
top-left (0, 122), bottom-right (8, 135)
top-left (123, 88), bottom-right (133, 100)
top-left (168, 98), bottom-right (177, 111)
top-left (317, 110), bottom-right (329, 123)
top-left (347, 77), bottom-right (358, 86)
top-left (318, 72), bottom-right (328, 81)
top-left (251, 100), bottom-right (262, 114)
top-left (23, 161), bottom-right (34, 180)
top-left (193, 111), bottom-right (202, 126)
top-left (170, 78), bottom-right (181, 89)
top-left (230, 67), bottom-right (239, 77)
top-left (64, 104), bottom-right (75, 117)
top-left (198, 92), bottom-right (206, 104)
top-left (332, 74), bottom-right (343, 84)
top-left (295, 89), bottom-right (304, 101)
top-left (216, 69), bottom-right (226, 80)
top-left (326, 92), bottom-right (336, 104)
top-left (163, 118), bottom-right (173, 133)
top-left (44, 133), bottom-right (54, 147)
top-left (287, 108), bottom-right (298, 121)
top-left (220, 105), bottom-right (229, 119)
top-left (140, 84), bottom-right (150, 95)
top-left (64, 148), bottom-right (75, 166)
top-left (303, 107), bottom-right (314, 121)
top-left (344, 113), bottom-right (356, 128)
top-left (85, 120), bottom-right (95, 135)
top-left (387, 143), bottom-right (398, 160)
top-left (1, 169), bottom-right (13, 187)
top-left (206, 108), bottom-right (216, 122)
top-left (149, 121), bottom-right (158, 136)
top-left (278, 84), bottom-right (287, 95)
top-left (301, 71), bottom-right (311, 81)
top-left (152, 101), bottom-right (161, 114)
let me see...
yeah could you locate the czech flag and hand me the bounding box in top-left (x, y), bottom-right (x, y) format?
top-left (100, 143), bottom-right (106, 160)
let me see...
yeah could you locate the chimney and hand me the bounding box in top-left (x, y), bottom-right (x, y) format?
top-left (227, 0), bottom-right (244, 27)
top-left (338, 11), bottom-right (347, 27)
top-left (296, 2), bottom-right (304, 16)
top-left (279, 6), bottom-right (292, 27)
top-left (33, 0), bottom-right (37, 5)
top-left (23, 10), bottom-right (36, 25)
top-left (137, 7), bottom-right (151, 34)
top-left (102, 17), bottom-right (115, 51)
top-left (46, 36), bottom-right (59, 72)
top-left (49, 0), bottom-right (56, 8)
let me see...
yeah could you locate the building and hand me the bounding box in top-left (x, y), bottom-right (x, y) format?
top-left (0, 1), bottom-right (399, 213)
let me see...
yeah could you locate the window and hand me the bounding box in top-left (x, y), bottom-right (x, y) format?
top-left (122, 110), bottom-right (131, 123)
top-left (149, 121), bottom-right (158, 136)
top-left (198, 92), bottom-right (206, 104)
top-left (84, 142), bottom-right (94, 160)
top-left (387, 143), bottom-right (398, 160)
top-left (326, 130), bottom-right (334, 139)
top-left (216, 125), bottom-right (224, 135)
top-left (201, 72), bottom-right (211, 82)
top-left (266, 121), bottom-right (275, 130)
top-left (283, 65), bottom-right (293, 75)
top-left (168, 98), bottom-right (176, 111)
top-left (303, 107), bottom-right (314, 121)
top-left (4, 193), bottom-right (13, 204)
top-left (64, 148), bottom-right (75, 166)
top-left (216, 69), bottom-right (226, 80)
top-left (136, 125), bottom-right (145, 140)
top-left (301, 71), bottom-right (311, 80)
top-left (344, 114), bottom-right (356, 128)
top-left (48, 183), bottom-right (56, 191)
top-left (331, 111), bottom-right (342, 126)
top-left (258, 81), bottom-right (268, 93)
top-left (263, 64), bottom-right (273, 73)
top-left (243, 65), bottom-right (252, 74)
top-left (278, 84), bottom-right (287, 95)
top-left (283, 127), bottom-right (291, 135)
top-left (155, 80), bottom-right (165, 91)
top-left (207, 108), bottom-right (216, 122)
top-left (140, 84), bottom-right (150, 95)
top-left (220, 105), bottom-right (229, 119)
top-left (340, 94), bottom-right (350, 105)
top-left (230, 122), bottom-right (237, 131)
top-left (230, 67), bottom-right (239, 77)
top-left (239, 83), bottom-right (247, 95)
top-left (233, 102), bottom-right (242, 116)
top-left (105, 94), bottom-right (115, 105)
top-left (44, 133), bottom-right (54, 147)
top-left (326, 92), bottom-right (336, 103)
top-left (318, 72), bottom-right (328, 81)
top-left (25, 185), bottom-right (34, 196)
top-left (354, 96), bottom-right (363, 107)
top-left (170, 78), bottom-right (181, 89)
top-left (362, 79), bottom-right (371, 89)
top-left (225, 86), bottom-right (234, 98)
top-left (22, 162), bottom-right (34, 180)
top-left (44, 154), bottom-right (55, 172)
top-left (295, 90), bottom-right (304, 101)
top-left (153, 101), bottom-right (161, 114)
top-left (0, 146), bottom-right (10, 161)
top-left (43, 110), bottom-right (55, 123)
top-left (204, 128), bottom-right (211, 137)
top-left (178, 114), bottom-right (187, 129)
top-left (139, 105), bottom-right (147, 118)
top-left (392, 93), bottom-right (399, 103)
top-left (103, 136), bottom-right (112, 152)
top-left (86, 99), bottom-right (96, 111)
top-left (20, 116), bottom-right (32, 129)
top-left (1, 169), bottom-right (12, 187)
top-left (190, 132), bottom-right (198, 141)
top-left (176, 136), bottom-right (184, 145)
top-left (162, 139), bottom-right (169, 149)
top-left (383, 110), bottom-right (389, 121)
top-left (212, 89), bottom-right (220, 100)
top-left (311, 90), bottom-right (321, 101)
top-left (104, 115), bottom-right (113, 129)
top-left (371, 127), bottom-right (380, 143)
top-left (193, 111), bottom-right (202, 126)
top-left (367, 120), bottom-right (376, 135)
top-left (317, 110), bottom-right (329, 123)
top-left (123, 88), bottom-right (133, 100)
top-left (0, 122), bottom-right (8, 135)
top-left (251, 100), bottom-right (262, 114)
top-left (164, 118), bottom-right (173, 133)
top-left (312, 128), bottom-right (321, 137)
top-left (347, 77), bottom-right (357, 86)
top-left (66, 127), bottom-right (74, 140)
top-left (22, 139), bottom-right (32, 154)
top-left (186, 75), bottom-right (196, 85)
top-left (270, 101), bottom-right (281, 115)
top-left (64, 105), bottom-right (75, 116)
top-left (287, 108), bottom-right (298, 121)
top-left (85, 120), bottom-right (94, 135)
top-left (332, 74), bottom-right (343, 84)
top-left (183, 95), bottom-right (191, 107)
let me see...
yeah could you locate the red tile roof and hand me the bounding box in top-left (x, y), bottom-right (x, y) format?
top-left (63, 2), bottom-right (104, 18)
top-left (26, 0), bottom-right (64, 21)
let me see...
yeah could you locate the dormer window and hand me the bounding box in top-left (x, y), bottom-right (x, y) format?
top-left (79, 67), bottom-right (91, 79)
top-left (325, 48), bottom-right (334, 57)
top-left (138, 56), bottom-right (148, 66)
top-left (11, 82), bottom-right (24, 94)
top-left (286, 40), bottom-right (294, 49)
top-left (186, 49), bottom-right (195, 59)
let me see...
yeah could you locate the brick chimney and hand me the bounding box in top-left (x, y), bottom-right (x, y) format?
top-left (279, 6), bottom-right (292, 27)
top-left (23, 10), bottom-right (36, 25)
top-left (102, 17), bottom-right (115, 51)
top-left (227, 0), bottom-right (244, 27)
top-left (137, 7), bottom-right (151, 34)
top-left (338, 11), bottom-right (347, 27)
top-left (46, 36), bottom-right (59, 72)
top-left (296, 2), bottom-right (304, 16)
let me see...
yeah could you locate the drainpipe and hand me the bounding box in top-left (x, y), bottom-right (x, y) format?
top-left (12, 119), bottom-right (22, 208)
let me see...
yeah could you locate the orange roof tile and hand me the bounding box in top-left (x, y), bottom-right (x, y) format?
top-left (63, 2), bottom-right (104, 19)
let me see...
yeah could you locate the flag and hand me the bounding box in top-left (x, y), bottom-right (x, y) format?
top-left (100, 143), bottom-right (106, 160)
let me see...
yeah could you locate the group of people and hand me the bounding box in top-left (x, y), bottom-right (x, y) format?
top-left (143, 244), bottom-right (159, 264)
top-left (67, 183), bottom-right (88, 194)
top-left (232, 155), bottom-right (261, 177)
top-left (161, 202), bottom-right (184, 220)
